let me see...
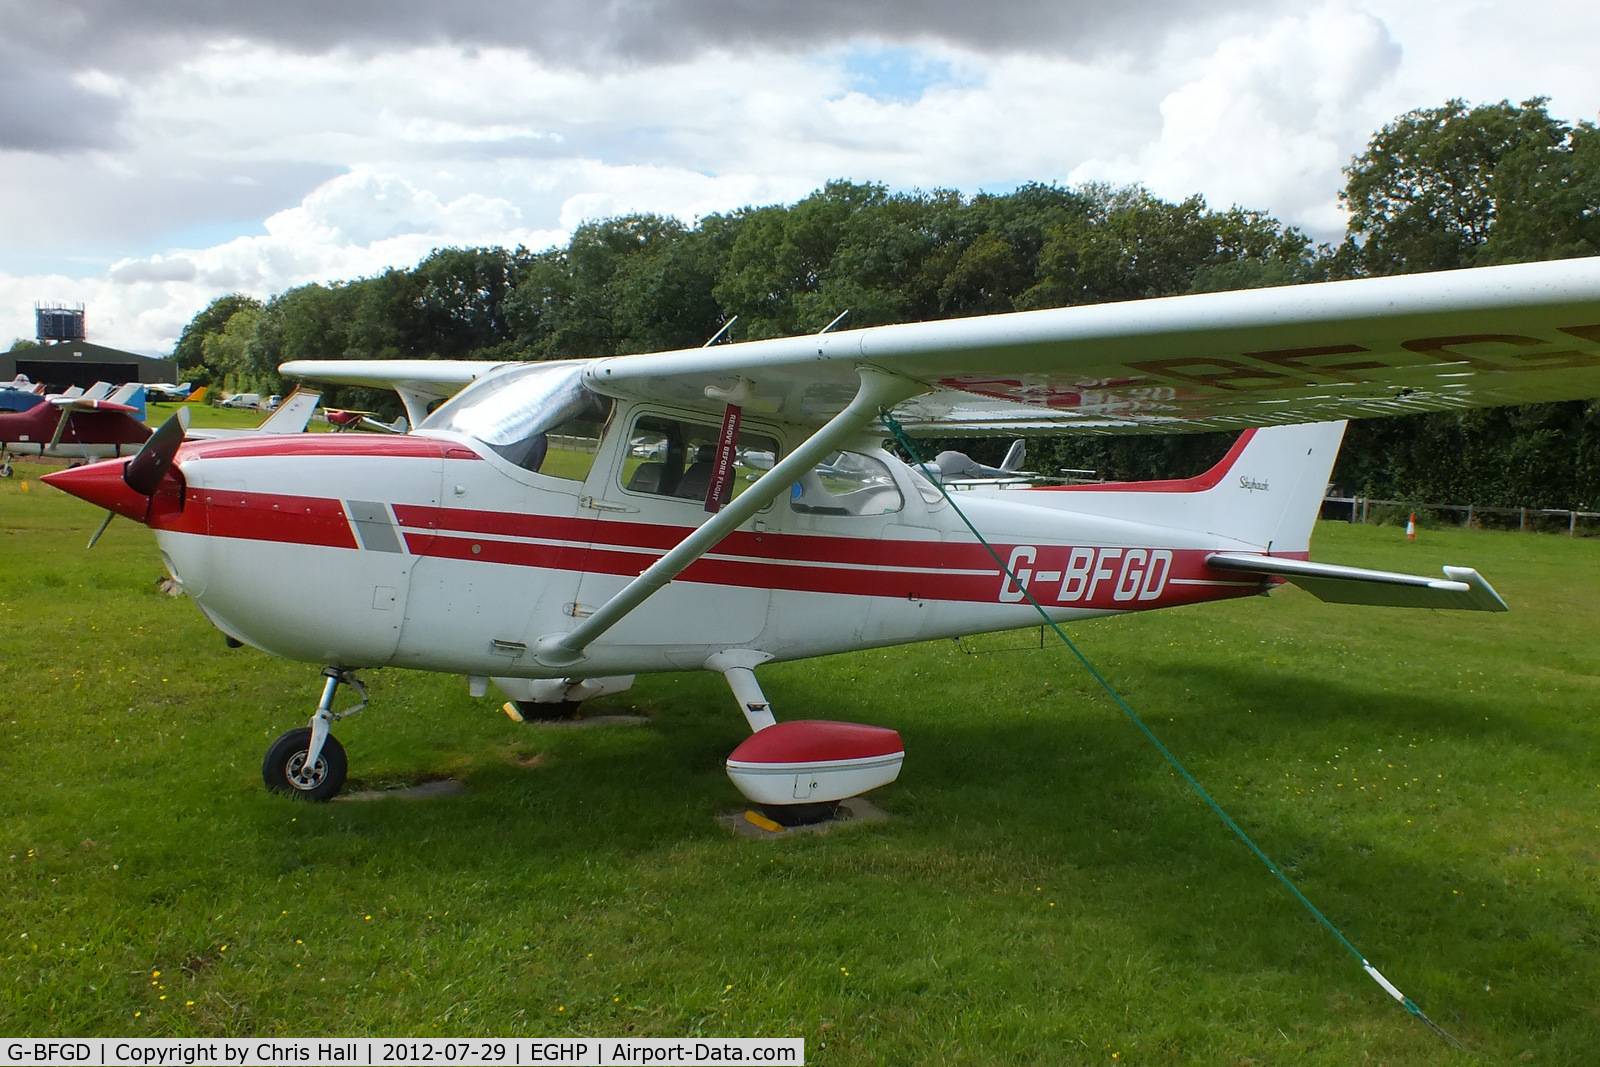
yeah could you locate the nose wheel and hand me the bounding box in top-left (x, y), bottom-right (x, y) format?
top-left (262, 667), bottom-right (365, 801)
top-left (263, 727), bottom-right (347, 800)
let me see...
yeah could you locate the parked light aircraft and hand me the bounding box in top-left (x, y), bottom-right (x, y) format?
top-left (1, 375), bottom-right (45, 413)
top-left (0, 386), bottom-right (319, 477)
top-left (1, 382), bottom-right (150, 475)
top-left (925, 438), bottom-right (1030, 485)
top-left (42, 257), bottom-right (1600, 816)
top-left (146, 381), bottom-right (195, 402)
top-left (325, 408), bottom-right (409, 434)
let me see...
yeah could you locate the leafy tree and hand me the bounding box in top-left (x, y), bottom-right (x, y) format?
top-left (340, 268), bottom-right (426, 361)
top-left (201, 305), bottom-right (267, 391)
top-left (606, 217), bottom-right (739, 353)
top-left (1022, 186), bottom-right (1322, 309)
top-left (412, 246), bottom-right (526, 357)
top-left (1333, 98), bottom-right (1600, 509)
top-left (715, 182), bottom-right (882, 338)
top-left (1340, 98), bottom-right (1600, 276)
top-left (932, 184), bottom-right (1089, 316)
top-left (173, 293), bottom-right (262, 384)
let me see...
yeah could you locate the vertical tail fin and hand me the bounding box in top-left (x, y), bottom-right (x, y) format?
top-left (256, 389), bottom-right (322, 434)
top-left (1034, 421), bottom-right (1347, 554)
top-left (1192, 421), bottom-right (1346, 552)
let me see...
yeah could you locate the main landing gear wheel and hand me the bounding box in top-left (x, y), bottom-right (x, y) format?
top-left (512, 699), bottom-right (583, 721)
top-left (759, 802), bottom-right (841, 827)
top-left (263, 727), bottom-right (347, 801)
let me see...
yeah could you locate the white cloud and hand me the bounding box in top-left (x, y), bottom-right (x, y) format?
top-left (4, 2), bottom-right (1600, 355)
top-left (1069, 3), bottom-right (1401, 237)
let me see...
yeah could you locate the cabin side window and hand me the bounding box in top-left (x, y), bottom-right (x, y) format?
top-left (620, 414), bottom-right (780, 504)
top-left (534, 401), bottom-right (612, 480)
top-left (791, 451), bottom-right (904, 516)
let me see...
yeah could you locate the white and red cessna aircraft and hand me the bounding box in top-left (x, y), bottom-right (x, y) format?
top-left (43, 257), bottom-right (1600, 819)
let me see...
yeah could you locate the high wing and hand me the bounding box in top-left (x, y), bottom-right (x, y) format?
top-left (585, 257), bottom-right (1600, 433)
top-left (281, 257), bottom-right (1600, 435)
top-left (279, 359), bottom-right (511, 428)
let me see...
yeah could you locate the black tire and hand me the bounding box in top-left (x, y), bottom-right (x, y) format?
top-left (759, 802), bottom-right (840, 827)
top-left (513, 699), bottom-right (583, 721)
top-left (262, 727), bottom-right (347, 801)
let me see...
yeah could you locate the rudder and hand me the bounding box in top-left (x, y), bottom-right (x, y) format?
top-left (1193, 421), bottom-right (1347, 553)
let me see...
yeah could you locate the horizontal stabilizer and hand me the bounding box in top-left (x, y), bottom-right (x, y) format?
top-left (1205, 553), bottom-right (1508, 612)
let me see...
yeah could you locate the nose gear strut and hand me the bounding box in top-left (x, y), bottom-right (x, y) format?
top-left (262, 667), bottom-right (367, 801)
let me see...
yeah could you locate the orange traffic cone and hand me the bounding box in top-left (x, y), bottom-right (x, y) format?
top-left (1405, 512), bottom-right (1416, 540)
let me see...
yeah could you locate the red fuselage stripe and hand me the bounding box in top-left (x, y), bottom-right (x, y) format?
top-left (154, 490), bottom-right (358, 548)
top-left (159, 488), bottom-right (1274, 608)
top-left (173, 437), bottom-right (480, 462)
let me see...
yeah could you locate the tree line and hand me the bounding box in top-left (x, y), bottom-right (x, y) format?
top-left (164, 98), bottom-right (1600, 509)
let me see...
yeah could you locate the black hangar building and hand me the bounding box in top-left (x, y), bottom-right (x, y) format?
top-left (2, 341), bottom-right (177, 392)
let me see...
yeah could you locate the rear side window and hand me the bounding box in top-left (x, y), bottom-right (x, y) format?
top-left (791, 451), bottom-right (904, 516)
top-left (620, 414), bottom-right (779, 504)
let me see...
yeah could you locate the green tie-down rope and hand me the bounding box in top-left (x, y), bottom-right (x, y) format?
top-left (879, 412), bottom-right (1466, 1052)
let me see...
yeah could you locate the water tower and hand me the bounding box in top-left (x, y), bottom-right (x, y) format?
top-left (35, 302), bottom-right (86, 343)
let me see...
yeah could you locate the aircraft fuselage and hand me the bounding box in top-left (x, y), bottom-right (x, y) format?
top-left (139, 404), bottom-right (1286, 679)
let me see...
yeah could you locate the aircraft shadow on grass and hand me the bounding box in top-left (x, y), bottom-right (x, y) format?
top-left (1135, 657), bottom-right (1596, 769)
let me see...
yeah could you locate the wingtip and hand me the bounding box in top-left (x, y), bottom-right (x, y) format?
top-left (1441, 566), bottom-right (1510, 612)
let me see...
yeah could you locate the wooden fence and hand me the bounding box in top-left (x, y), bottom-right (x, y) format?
top-left (1323, 495), bottom-right (1600, 535)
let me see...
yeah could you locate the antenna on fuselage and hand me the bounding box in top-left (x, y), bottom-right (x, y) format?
top-left (701, 316), bottom-right (739, 347)
top-left (818, 309), bottom-right (850, 334)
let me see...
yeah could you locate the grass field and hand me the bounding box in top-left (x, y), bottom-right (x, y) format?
top-left (4, 466), bottom-right (1599, 1063)
top-left (144, 401), bottom-right (333, 432)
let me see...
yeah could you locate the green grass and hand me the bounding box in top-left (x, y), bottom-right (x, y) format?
top-left (4, 474), bottom-right (1600, 1063)
top-left (143, 402), bottom-right (333, 432)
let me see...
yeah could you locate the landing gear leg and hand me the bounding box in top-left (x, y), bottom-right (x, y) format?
top-left (706, 650), bottom-right (777, 733)
top-left (709, 651), bottom-right (845, 826)
top-left (0, 452), bottom-right (12, 478)
top-left (262, 667), bottom-right (366, 801)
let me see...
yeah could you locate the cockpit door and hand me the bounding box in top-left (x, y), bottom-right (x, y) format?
top-left (391, 361), bottom-right (613, 675)
top-left (572, 406), bottom-right (777, 654)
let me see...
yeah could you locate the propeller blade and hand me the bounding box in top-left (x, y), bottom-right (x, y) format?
top-left (86, 510), bottom-right (116, 549)
top-left (124, 407), bottom-right (190, 495)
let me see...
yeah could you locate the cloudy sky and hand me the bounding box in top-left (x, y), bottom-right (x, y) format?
top-left (2, 0), bottom-right (1597, 355)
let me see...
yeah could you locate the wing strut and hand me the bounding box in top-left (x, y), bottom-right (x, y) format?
top-left (533, 366), bottom-right (924, 667)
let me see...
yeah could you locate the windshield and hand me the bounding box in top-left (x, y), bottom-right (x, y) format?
top-left (421, 362), bottom-right (612, 477)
